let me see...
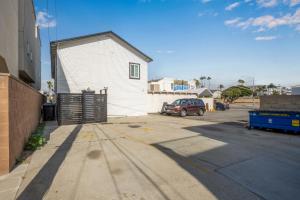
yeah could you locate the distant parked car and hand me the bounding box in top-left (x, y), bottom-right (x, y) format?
top-left (163, 98), bottom-right (206, 117)
top-left (215, 102), bottom-right (230, 111)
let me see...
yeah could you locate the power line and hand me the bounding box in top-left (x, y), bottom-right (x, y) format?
top-left (54, 0), bottom-right (58, 41)
top-left (46, 0), bottom-right (51, 42)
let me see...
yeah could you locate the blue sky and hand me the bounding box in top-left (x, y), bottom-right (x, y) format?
top-left (34, 0), bottom-right (300, 89)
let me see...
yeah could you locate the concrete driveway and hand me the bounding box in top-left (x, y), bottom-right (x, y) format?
top-left (12, 115), bottom-right (300, 200)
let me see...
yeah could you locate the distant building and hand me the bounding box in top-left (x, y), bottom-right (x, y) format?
top-left (148, 77), bottom-right (196, 92)
top-left (148, 77), bottom-right (175, 92)
top-left (248, 85), bottom-right (291, 96)
top-left (0, 0), bottom-right (41, 89)
top-left (189, 88), bottom-right (213, 97)
top-left (211, 90), bottom-right (222, 99)
top-left (292, 86), bottom-right (300, 95)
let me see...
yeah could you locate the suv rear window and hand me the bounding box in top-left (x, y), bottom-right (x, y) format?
top-left (195, 99), bottom-right (205, 106)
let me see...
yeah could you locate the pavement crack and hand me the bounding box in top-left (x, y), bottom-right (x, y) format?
top-left (215, 157), bottom-right (254, 171)
top-left (95, 124), bottom-right (173, 200)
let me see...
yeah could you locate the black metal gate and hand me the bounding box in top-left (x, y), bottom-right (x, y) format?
top-left (57, 89), bottom-right (107, 125)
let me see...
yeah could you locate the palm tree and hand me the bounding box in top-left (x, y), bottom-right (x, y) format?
top-left (46, 80), bottom-right (54, 103)
top-left (200, 76), bottom-right (206, 87)
top-left (219, 84), bottom-right (224, 91)
top-left (194, 79), bottom-right (200, 89)
top-left (238, 79), bottom-right (245, 85)
top-left (267, 83), bottom-right (276, 89)
top-left (267, 83), bottom-right (277, 95)
top-left (254, 86), bottom-right (264, 96)
top-left (207, 76), bottom-right (212, 89)
top-left (47, 80), bottom-right (54, 93)
top-left (262, 85), bottom-right (267, 92)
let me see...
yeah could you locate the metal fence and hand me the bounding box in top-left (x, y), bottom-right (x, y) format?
top-left (57, 89), bottom-right (107, 125)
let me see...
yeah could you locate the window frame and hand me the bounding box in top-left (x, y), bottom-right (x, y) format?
top-left (129, 62), bottom-right (141, 80)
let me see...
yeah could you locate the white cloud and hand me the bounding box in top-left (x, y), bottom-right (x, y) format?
top-left (42, 60), bottom-right (51, 65)
top-left (156, 50), bottom-right (175, 54)
top-left (255, 35), bottom-right (278, 40)
top-left (198, 10), bottom-right (218, 17)
top-left (36, 11), bottom-right (56, 28)
top-left (256, 0), bottom-right (278, 7)
top-left (224, 18), bottom-right (242, 25)
top-left (254, 27), bottom-right (267, 32)
top-left (225, 2), bottom-right (241, 11)
top-left (202, 0), bottom-right (212, 3)
top-left (290, 0), bottom-right (300, 6)
top-left (225, 8), bottom-right (300, 31)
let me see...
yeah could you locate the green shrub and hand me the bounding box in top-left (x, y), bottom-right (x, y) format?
top-left (222, 85), bottom-right (253, 102)
top-left (24, 123), bottom-right (46, 151)
top-left (25, 134), bottom-right (46, 150)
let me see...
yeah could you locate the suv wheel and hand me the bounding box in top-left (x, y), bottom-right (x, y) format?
top-left (180, 109), bottom-right (187, 117)
top-left (198, 109), bottom-right (204, 116)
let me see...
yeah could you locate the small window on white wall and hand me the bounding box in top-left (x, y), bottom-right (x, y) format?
top-left (129, 63), bottom-right (140, 79)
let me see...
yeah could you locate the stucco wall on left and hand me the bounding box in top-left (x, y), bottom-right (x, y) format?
top-left (0, 0), bottom-right (19, 76)
top-left (0, 74), bottom-right (43, 175)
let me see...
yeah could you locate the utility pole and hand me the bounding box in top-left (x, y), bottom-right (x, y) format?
top-left (252, 77), bottom-right (255, 109)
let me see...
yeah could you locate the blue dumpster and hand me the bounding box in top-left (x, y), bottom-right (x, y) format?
top-left (249, 110), bottom-right (300, 133)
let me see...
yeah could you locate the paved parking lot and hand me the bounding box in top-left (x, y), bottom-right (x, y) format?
top-left (162, 104), bottom-right (252, 126)
top-left (187, 108), bottom-right (249, 124)
top-left (2, 112), bottom-right (300, 200)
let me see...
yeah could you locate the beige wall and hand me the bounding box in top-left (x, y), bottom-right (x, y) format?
top-left (0, 75), bottom-right (10, 174)
top-left (0, 0), bottom-right (19, 76)
top-left (0, 74), bottom-right (43, 175)
top-left (147, 92), bottom-right (215, 113)
top-left (0, 0), bottom-right (41, 90)
top-left (18, 0), bottom-right (41, 89)
top-left (260, 95), bottom-right (300, 112)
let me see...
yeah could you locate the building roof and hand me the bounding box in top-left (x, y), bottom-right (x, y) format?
top-left (50, 31), bottom-right (153, 78)
top-left (188, 88), bottom-right (213, 97)
top-left (148, 78), bottom-right (163, 83)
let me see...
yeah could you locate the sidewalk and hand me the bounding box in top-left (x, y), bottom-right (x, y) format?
top-left (0, 121), bottom-right (58, 200)
top-left (5, 117), bottom-right (224, 200)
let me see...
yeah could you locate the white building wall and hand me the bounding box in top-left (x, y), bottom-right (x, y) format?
top-left (0, 0), bottom-right (40, 89)
top-left (56, 36), bottom-right (148, 116)
top-left (213, 91), bottom-right (222, 99)
top-left (201, 97), bottom-right (214, 111)
top-left (149, 78), bottom-right (197, 92)
top-left (159, 78), bottom-right (174, 91)
top-left (188, 80), bottom-right (196, 90)
top-left (18, 0), bottom-right (41, 89)
top-left (0, 0), bottom-right (18, 75)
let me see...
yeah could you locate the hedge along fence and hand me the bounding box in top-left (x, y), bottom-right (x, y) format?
top-left (147, 92), bottom-right (214, 113)
top-left (0, 74), bottom-right (43, 175)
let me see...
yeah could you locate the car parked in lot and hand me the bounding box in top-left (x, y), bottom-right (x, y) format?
top-left (215, 102), bottom-right (230, 111)
top-left (162, 98), bottom-right (206, 117)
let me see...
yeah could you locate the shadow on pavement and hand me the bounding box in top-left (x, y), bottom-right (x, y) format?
top-left (152, 123), bottom-right (300, 200)
top-left (17, 125), bottom-right (82, 200)
top-left (12, 122), bottom-right (59, 172)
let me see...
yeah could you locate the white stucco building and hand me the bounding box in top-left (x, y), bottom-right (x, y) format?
top-left (148, 77), bottom-right (197, 92)
top-left (0, 0), bottom-right (41, 89)
top-left (50, 31), bottom-right (152, 117)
